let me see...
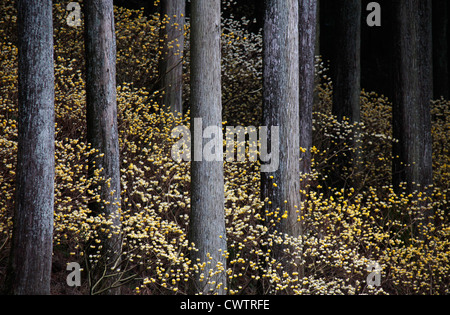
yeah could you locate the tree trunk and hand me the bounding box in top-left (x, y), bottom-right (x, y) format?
top-left (5, 0), bottom-right (55, 295)
top-left (432, 0), bottom-right (449, 100)
top-left (261, 0), bottom-right (302, 282)
top-left (392, 0), bottom-right (433, 197)
top-left (299, 0), bottom-right (317, 198)
top-left (332, 0), bottom-right (361, 123)
top-left (315, 0), bottom-right (320, 56)
top-left (330, 0), bottom-right (362, 190)
top-left (159, 0), bottom-right (186, 115)
top-left (84, 0), bottom-right (122, 295)
top-left (189, 0), bottom-right (227, 295)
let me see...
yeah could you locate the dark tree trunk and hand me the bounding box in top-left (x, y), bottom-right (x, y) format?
top-left (329, 0), bottom-right (362, 190)
top-left (159, 0), bottom-right (186, 114)
top-left (315, 0), bottom-right (320, 56)
top-left (299, 0), bottom-right (317, 197)
top-left (392, 0), bottom-right (433, 197)
top-left (332, 0), bottom-right (361, 124)
top-left (432, 0), bottom-right (449, 100)
top-left (84, 0), bottom-right (122, 295)
top-left (5, 0), bottom-right (55, 295)
top-left (261, 0), bottom-right (302, 281)
top-left (189, 0), bottom-right (227, 295)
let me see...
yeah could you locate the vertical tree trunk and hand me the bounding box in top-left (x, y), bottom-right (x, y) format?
top-left (299, 0), bottom-right (317, 198)
top-left (332, 0), bottom-right (361, 123)
top-left (432, 0), bottom-right (449, 100)
top-left (392, 0), bottom-right (433, 197)
top-left (189, 0), bottom-right (227, 295)
top-left (262, 0), bottom-right (301, 279)
top-left (84, 0), bottom-right (122, 295)
top-left (159, 0), bottom-right (186, 114)
top-left (315, 0), bottom-right (320, 56)
top-left (5, 0), bottom-right (55, 295)
top-left (330, 0), bottom-right (361, 190)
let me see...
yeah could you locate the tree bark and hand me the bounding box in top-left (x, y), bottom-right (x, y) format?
top-left (84, 0), bottom-right (122, 295)
top-left (261, 0), bottom-right (302, 280)
top-left (5, 0), bottom-right (55, 295)
top-left (392, 0), bottom-right (433, 196)
top-left (159, 0), bottom-right (186, 115)
top-left (299, 0), bottom-right (317, 198)
top-left (332, 0), bottom-right (361, 124)
top-left (330, 0), bottom-right (362, 190)
top-left (189, 0), bottom-right (227, 295)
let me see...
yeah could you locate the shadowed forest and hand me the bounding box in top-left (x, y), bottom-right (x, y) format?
top-left (0, 0), bottom-right (449, 296)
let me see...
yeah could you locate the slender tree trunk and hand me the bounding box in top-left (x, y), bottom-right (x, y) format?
top-left (189, 0), bottom-right (227, 295)
top-left (5, 0), bottom-right (55, 295)
top-left (330, 0), bottom-right (362, 190)
top-left (332, 0), bottom-right (361, 123)
top-left (299, 0), bottom-right (317, 198)
top-left (432, 0), bottom-right (449, 100)
top-left (315, 0), bottom-right (320, 56)
top-left (392, 0), bottom-right (433, 205)
top-left (159, 0), bottom-right (186, 115)
top-left (84, 0), bottom-right (122, 295)
top-left (262, 0), bottom-right (302, 283)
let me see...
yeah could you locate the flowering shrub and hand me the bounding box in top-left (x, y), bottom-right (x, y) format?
top-left (0, 1), bottom-right (448, 295)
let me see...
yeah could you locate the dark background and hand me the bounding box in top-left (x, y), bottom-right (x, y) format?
top-left (114, 0), bottom-right (450, 98)
top-left (113, 0), bottom-right (397, 100)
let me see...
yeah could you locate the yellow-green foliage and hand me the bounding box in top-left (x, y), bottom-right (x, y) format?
top-left (0, 1), bottom-right (449, 295)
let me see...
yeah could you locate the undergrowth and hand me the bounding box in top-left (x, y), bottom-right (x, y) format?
top-left (0, 1), bottom-right (448, 295)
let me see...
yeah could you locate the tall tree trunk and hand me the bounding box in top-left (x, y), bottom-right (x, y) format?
top-left (159, 0), bottom-right (186, 115)
top-left (5, 0), bottom-right (55, 295)
top-left (299, 0), bottom-right (317, 198)
top-left (315, 0), bottom-right (320, 56)
top-left (84, 0), bottom-right (122, 295)
top-left (432, 0), bottom-right (449, 100)
top-left (189, 0), bottom-right (227, 295)
top-left (332, 0), bottom-right (361, 123)
top-left (392, 0), bottom-right (433, 203)
top-left (262, 0), bottom-right (302, 283)
top-left (330, 0), bottom-right (362, 190)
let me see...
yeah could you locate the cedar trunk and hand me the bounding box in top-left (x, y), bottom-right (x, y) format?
top-left (299, 0), bottom-right (317, 197)
top-left (159, 0), bottom-right (186, 114)
top-left (392, 0), bottom-right (433, 196)
top-left (262, 0), bottom-right (302, 279)
top-left (84, 0), bottom-right (122, 294)
top-left (189, 0), bottom-right (227, 295)
top-left (330, 0), bottom-right (362, 190)
top-left (5, 0), bottom-right (55, 295)
top-left (332, 0), bottom-right (361, 124)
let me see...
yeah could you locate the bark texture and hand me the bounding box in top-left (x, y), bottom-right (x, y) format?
top-left (329, 0), bottom-right (362, 190)
top-left (84, 0), bottom-right (122, 294)
top-left (392, 0), bottom-right (433, 195)
top-left (299, 0), bottom-right (317, 196)
top-left (159, 0), bottom-right (186, 114)
top-left (261, 0), bottom-right (302, 272)
top-left (5, 0), bottom-right (55, 295)
top-left (332, 0), bottom-right (361, 124)
top-left (189, 0), bottom-right (227, 295)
